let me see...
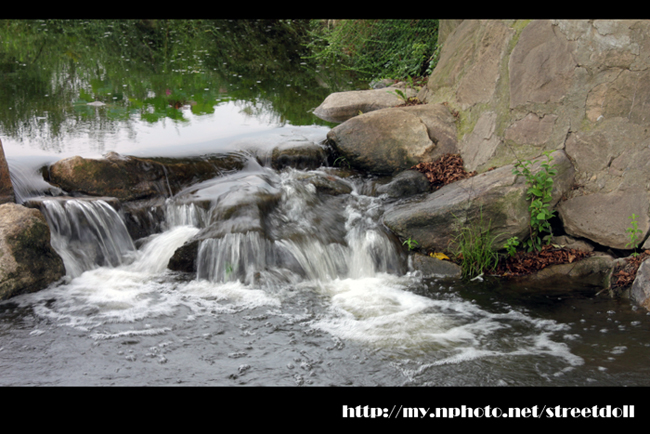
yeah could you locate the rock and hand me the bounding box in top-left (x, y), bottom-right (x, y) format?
top-left (46, 152), bottom-right (246, 201)
top-left (312, 85), bottom-right (418, 123)
top-left (631, 258), bottom-right (650, 310)
top-left (551, 235), bottom-right (595, 252)
top-left (270, 140), bottom-right (328, 171)
top-left (0, 139), bottom-right (15, 204)
top-left (326, 103), bottom-right (458, 176)
top-left (168, 168), bottom-right (283, 273)
top-left (508, 254), bottom-right (615, 289)
top-left (382, 150), bottom-right (574, 253)
top-left (0, 203), bottom-right (65, 299)
top-left (376, 170), bottom-right (430, 198)
top-left (558, 189), bottom-right (649, 250)
top-left (120, 196), bottom-right (167, 241)
top-left (291, 171), bottom-right (353, 196)
top-left (168, 239), bottom-right (199, 273)
top-left (419, 19), bottom-right (650, 250)
top-left (410, 253), bottom-right (462, 278)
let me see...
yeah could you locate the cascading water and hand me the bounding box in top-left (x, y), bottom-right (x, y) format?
top-left (39, 198), bottom-right (136, 278)
top-left (3, 151), bottom-right (648, 387)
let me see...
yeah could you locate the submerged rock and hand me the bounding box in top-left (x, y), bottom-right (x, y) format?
top-left (0, 203), bottom-right (65, 299)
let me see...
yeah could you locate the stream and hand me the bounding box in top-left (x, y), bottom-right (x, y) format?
top-left (1, 21), bottom-right (650, 397)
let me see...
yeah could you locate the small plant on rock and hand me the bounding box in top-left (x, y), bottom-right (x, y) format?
top-left (402, 236), bottom-right (419, 251)
top-left (512, 151), bottom-right (557, 252)
top-left (626, 213), bottom-right (644, 257)
top-left (503, 236), bottom-right (520, 257)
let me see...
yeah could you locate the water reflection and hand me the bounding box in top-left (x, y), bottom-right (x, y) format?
top-left (0, 19), bottom-right (361, 158)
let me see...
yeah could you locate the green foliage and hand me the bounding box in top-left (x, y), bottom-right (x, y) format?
top-left (305, 20), bottom-right (440, 81)
top-left (512, 151), bottom-right (558, 252)
top-left (503, 236), bottom-right (520, 257)
top-left (387, 88), bottom-right (408, 102)
top-left (333, 156), bottom-right (350, 168)
top-left (402, 237), bottom-right (419, 251)
top-left (0, 19), bottom-right (357, 151)
top-left (626, 213), bottom-right (644, 257)
top-left (451, 210), bottom-right (499, 279)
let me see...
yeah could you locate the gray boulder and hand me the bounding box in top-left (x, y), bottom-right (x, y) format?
top-left (326, 103), bottom-right (458, 176)
top-left (382, 150), bottom-right (574, 253)
top-left (558, 189), bottom-right (649, 250)
top-left (313, 85), bottom-right (418, 123)
top-left (0, 203), bottom-right (65, 299)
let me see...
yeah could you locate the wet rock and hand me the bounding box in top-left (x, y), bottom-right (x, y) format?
top-left (292, 171), bottom-right (353, 196)
top-left (313, 85), bottom-right (418, 123)
top-left (382, 151), bottom-right (574, 253)
top-left (0, 139), bottom-right (14, 204)
top-left (167, 168), bottom-right (282, 273)
top-left (271, 141), bottom-right (328, 171)
top-left (167, 239), bottom-right (199, 273)
top-left (326, 103), bottom-right (458, 176)
top-left (120, 196), bottom-right (167, 241)
top-left (630, 258), bottom-right (650, 310)
top-left (508, 253), bottom-right (615, 289)
top-left (46, 151), bottom-right (246, 201)
top-left (0, 203), bottom-right (65, 300)
top-left (410, 253), bottom-right (462, 278)
top-left (376, 170), bottom-right (430, 198)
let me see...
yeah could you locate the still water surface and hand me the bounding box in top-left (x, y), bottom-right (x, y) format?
top-left (1, 21), bottom-right (650, 390)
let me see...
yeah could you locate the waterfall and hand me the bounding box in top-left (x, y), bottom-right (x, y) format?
top-left (7, 158), bottom-right (62, 204)
top-left (192, 167), bottom-right (406, 285)
top-left (39, 198), bottom-right (136, 278)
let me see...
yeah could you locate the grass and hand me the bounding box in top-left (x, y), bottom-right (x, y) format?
top-left (451, 209), bottom-right (499, 279)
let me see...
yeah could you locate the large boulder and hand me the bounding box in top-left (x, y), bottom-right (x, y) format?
top-left (0, 203), bottom-right (65, 299)
top-left (326, 103), bottom-right (458, 176)
top-left (312, 85), bottom-right (418, 123)
top-left (382, 150), bottom-right (574, 253)
top-left (46, 151), bottom-right (246, 201)
top-left (419, 19), bottom-right (650, 250)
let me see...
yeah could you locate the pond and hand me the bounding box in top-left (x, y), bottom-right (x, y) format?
top-left (1, 20), bottom-right (649, 405)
